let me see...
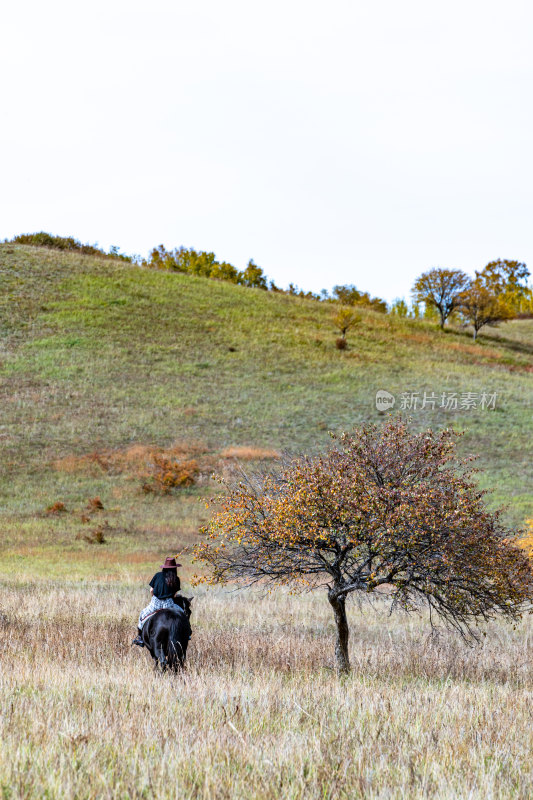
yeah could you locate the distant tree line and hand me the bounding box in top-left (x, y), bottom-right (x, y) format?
top-left (5, 232), bottom-right (389, 311)
top-left (5, 233), bottom-right (533, 338)
top-left (146, 244), bottom-right (269, 289)
top-left (411, 261), bottom-right (533, 339)
top-left (145, 245), bottom-right (389, 311)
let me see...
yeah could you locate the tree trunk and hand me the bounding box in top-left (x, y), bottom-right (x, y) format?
top-left (328, 589), bottom-right (350, 673)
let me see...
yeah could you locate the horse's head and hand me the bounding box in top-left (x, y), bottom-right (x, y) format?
top-left (173, 594), bottom-right (193, 619)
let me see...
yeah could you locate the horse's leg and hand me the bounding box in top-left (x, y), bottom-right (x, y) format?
top-left (141, 642), bottom-right (158, 671)
top-left (170, 647), bottom-right (183, 672)
top-left (169, 639), bottom-right (187, 672)
top-left (154, 639), bottom-right (168, 672)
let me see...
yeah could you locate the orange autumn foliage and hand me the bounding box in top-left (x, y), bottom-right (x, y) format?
top-left (518, 520), bottom-right (533, 560)
top-left (194, 418), bottom-right (533, 671)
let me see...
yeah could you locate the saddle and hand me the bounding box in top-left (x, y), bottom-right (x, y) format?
top-left (144, 603), bottom-right (185, 623)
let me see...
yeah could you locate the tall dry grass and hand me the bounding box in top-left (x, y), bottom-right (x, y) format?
top-left (1, 581), bottom-right (532, 799)
top-left (219, 446), bottom-right (281, 460)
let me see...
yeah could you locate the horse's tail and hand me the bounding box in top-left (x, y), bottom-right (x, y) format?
top-left (167, 612), bottom-right (191, 670)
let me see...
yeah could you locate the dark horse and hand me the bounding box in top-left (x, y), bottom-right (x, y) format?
top-left (141, 595), bottom-right (193, 671)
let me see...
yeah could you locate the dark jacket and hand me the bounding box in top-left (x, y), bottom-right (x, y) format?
top-left (149, 570), bottom-right (181, 600)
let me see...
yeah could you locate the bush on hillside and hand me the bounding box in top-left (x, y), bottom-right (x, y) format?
top-left (45, 501), bottom-right (67, 515)
top-left (142, 455), bottom-right (199, 495)
top-left (7, 232), bottom-right (133, 262)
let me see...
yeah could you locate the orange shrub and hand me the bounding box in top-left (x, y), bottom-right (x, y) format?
top-left (53, 440), bottom-right (214, 496)
top-left (142, 456), bottom-right (199, 495)
top-left (87, 496), bottom-right (104, 511)
top-left (518, 520), bottom-right (533, 560)
top-left (45, 501), bottom-right (67, 515)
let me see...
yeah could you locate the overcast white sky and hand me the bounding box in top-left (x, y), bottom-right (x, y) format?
top-left (1, 0), bottom-right (531, 302)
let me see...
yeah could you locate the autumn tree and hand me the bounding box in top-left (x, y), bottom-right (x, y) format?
top-left (458, 278), bottom-right (514, 340)
top-left (476, 259), bottom-right (531, 315)
top-left (412, 268), bottom-right (470, 329)
top-left (240, 259), bottom-right (268, 289)
top-left (332, 285), bottom-right (387, 313)
top-left (194, 419), bottom-right (533, 673)
top-left (332, 284), bottom-right (364, 305)
top-left (479, 258), bottom-right (529, 293)
top-left (389, 298), bottom-right (409, 317)
top-left (332, 306), bottom-right (361, 343)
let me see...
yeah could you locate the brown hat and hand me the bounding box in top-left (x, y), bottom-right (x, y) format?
top-left (161, 556), bottom-right (182, 569)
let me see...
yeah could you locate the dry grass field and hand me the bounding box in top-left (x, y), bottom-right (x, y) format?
top-left (1, 580), bottom-right (532, 799)
top-left (2, 244), bottom-right (533, 798)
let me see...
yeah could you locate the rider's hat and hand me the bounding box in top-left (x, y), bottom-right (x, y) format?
top-left (161, 556), bottom-right (182, 569)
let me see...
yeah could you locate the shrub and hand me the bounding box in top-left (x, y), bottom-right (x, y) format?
top-left (87, 496), bottom-right (104, 511)
top-left (142, 456), bottom-right (199, 494)
top-left (83, 523), bottom-right (108, 544)
top-left (335, 337), bottom-right (347, 350)
top-left (8, 232), bottom-right (132, 262)
top-left (45, 501), bottom-right (67, 515)
top-left (87, 497), bottom-right (104, 511)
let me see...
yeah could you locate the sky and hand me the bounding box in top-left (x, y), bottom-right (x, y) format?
top-left (1, 0), bottom-right (532, 303)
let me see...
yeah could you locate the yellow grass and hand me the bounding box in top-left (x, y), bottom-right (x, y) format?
top-left (53, 440), bottom-right (212, 477)
top-left (219, 446), bottom-right (281, 460)
top-left (1, 580), bottom-right (532, 799)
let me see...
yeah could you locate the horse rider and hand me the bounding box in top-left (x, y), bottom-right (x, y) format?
top-left (132, 556), bottom-right (182, 647)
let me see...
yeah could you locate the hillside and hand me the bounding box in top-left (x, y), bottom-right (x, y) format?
top-left (1, 243), bottom-right (533, 574)
top-left (2, 244), bottom-right (533, 800)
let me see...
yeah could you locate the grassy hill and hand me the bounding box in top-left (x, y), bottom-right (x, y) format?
top-left (1, 241), bottom-right (532, 576)
top-left (2, 244), bottom-right (533, 507)
top-left (1, 244), bottom-right (533, 799)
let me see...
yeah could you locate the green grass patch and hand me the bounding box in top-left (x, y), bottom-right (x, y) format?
top-left (1, 243), bottom-right (533, 575)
